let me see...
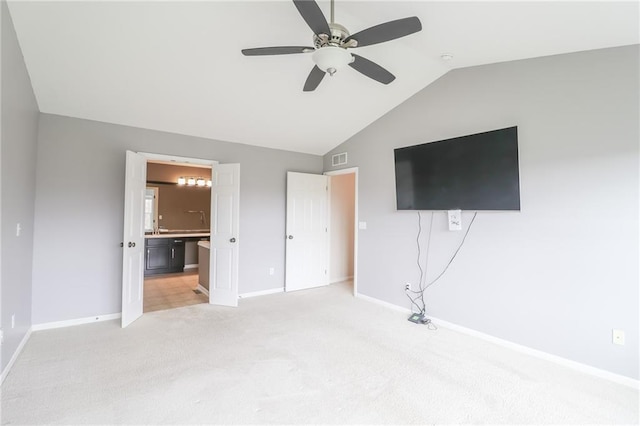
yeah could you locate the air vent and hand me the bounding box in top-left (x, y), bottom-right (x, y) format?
top-left (332, 152), bottom-right (348, 167)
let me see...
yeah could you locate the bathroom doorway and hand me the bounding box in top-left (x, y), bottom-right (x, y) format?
top-left (143, 161), bottom-right (212, 313)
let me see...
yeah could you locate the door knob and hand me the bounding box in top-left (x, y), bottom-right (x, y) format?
top-left (128, 242), bottom-right (133, 248)
top-left (230, 238), bottom-right (236, 243)
top-left (131, 242), bottom-right (136, 247)
top-left (288, 235), bottom-right (294, 240)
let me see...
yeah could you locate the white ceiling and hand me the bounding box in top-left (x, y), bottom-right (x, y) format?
top-left (7, 1), bottom-right (639, 155)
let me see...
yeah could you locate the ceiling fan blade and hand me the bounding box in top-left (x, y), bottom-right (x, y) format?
top-left (349, 54), bottom-right (395, 85)
top-left (242, 46), bottom-right (314, 56)
top-left (303, 65), bottom-right (326, 92)
top-left (345, 16), bottom-right (422, 48)
top-left (293, 0), bottom-right (330, 36)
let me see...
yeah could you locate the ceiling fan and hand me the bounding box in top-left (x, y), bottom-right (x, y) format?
top-left (241, 0), bottom-right (422, 92)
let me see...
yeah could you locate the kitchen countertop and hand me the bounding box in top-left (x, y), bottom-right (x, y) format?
top-left (145, 233), bottom-right (210, 239)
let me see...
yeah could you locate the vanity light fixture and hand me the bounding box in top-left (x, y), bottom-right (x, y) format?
top-left (177, 176), bottom-right (211, 187)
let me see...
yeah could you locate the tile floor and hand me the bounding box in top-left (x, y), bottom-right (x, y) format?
top-left (143, 269), bottom-right (209, 313)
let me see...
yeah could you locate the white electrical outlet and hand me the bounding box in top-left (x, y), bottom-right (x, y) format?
top-left (448, 210), bottom-right (462, 231)
top-left (11, 314), bottom-right (15, 329)
top-left (358, 221), bottom-right (367, 230)
top-left (613, 329), bottom-right (625, 345)
top-left (16, 223), bottom-right (22, 237)
top-left (269, 267), bottom-right (275, 276)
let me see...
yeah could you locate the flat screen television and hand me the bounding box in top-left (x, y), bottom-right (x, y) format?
top-left (394, 126), bottom-right (520, 211)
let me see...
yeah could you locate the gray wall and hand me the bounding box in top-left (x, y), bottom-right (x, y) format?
top-left (32, 115), bottom-right (322, 324)
top-left (323, 46), bottom-right (639, 380)
top-left (1, 0), bottom-right (39, 373)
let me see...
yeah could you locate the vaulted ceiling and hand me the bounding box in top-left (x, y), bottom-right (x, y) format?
top-left (7, 1), bottom-right (639, 155)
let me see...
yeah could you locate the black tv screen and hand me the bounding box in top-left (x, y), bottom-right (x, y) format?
top-left (394, 126), bottom-right (520, 211)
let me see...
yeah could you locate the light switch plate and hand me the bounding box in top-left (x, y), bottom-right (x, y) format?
top-left (358, 221), bottom-right (367, 230)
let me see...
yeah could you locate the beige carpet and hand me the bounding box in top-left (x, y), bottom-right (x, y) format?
top-left (2, 282), bottom-right (638, 424)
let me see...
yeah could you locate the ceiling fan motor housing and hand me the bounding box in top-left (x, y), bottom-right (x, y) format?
top-left (312, 23), bottom-right (356, 76)
top-left (313, 23), bottom-right (356, 48)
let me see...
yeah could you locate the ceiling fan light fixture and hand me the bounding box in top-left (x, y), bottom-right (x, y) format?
top-left (312, 46), bottom-right (353, 76)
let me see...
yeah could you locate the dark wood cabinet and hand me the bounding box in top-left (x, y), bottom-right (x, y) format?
top-left (170, 240), bottom-right (185, 269)
top-left (144, 238), bottom-right (185, 276)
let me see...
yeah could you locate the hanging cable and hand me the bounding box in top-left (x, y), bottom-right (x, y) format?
top-left (424, 211), bottom-right (478, 290)
top-left (404, 211), bottom-right (479, 319)
top-left (418, 212), bottom-right (434, 312)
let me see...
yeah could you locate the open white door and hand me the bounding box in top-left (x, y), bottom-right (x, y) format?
top-left (285, 172), bottom-right (329, 292)
top-left (209, 163), bottom-right (240, 307)
top-left (121, 151), bottom-right (146, 327)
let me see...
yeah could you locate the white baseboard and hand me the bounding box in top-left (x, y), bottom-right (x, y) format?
top-left (197, 284), bottom-right (209, 296)
top-left (1, 327), bottom-right (32, 385)
top-left (184, 264), bottom-right (198, 270)
top-left (356, 292), bottom-right (412, 313)
top-left (239, 287), bottom-right (284, 299)
top-left (32, 313), bottom-right (122, 331)
top-left (429, 316), bottom-right (639, 390)
top-left (356, 293), bottom-right (639, 390)
top-left (330, 275), bottom-right (354, 284)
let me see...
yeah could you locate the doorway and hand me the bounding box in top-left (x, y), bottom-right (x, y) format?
top-left (121, 151), bottom-right (240, 327)
top-left (326, 168), bottom-right (358, 296)
top-left (143, 161), bottom-right (212, 313)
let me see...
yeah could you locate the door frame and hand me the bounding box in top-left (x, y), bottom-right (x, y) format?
top-left (125, 151), bottom-right (235, 319)
top-left (324, 167), bottom-right (359, 297)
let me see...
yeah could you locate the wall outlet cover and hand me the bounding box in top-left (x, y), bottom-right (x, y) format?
top-left (613, 329), bottom-right (625, 345)
top-left (448, 210), bottom-right (462, 231)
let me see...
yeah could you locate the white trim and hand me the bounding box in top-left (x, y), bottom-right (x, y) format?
top-left (429, 316), bottom-right (639, 390)
top-left (330, 275), bottom-right (354, 284)
top-left (139, 152), bottom-right (218, 167)
top-left (356, 292), bottom-right (412, 313)
top-left (184, 264), bottom-right (198, 270)
top-left (32, 313), bottom-right (121, 331)
top-left (1, 328), bottom-right (32, 385)
top-left (196, 284), bottom-right (210, 297)
top-left (357, 293), bottom-right (639, 390)
top-left (325, 167), bottom-right (359, 297)
top-left (239, 287), bottom-right (284, 299)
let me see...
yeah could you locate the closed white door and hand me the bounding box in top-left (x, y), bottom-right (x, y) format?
top-left (285, 172), bottom-right (329, 292)
top-left (209, 163), bottom-right (240, 307)
top-left (121, 151), bottom-right (146, 327)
